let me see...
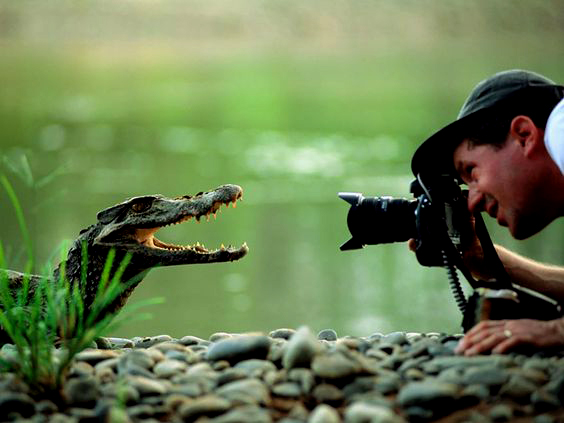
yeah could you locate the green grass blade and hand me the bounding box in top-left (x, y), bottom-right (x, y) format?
top-left (0, 174), bottom-right (33, 266)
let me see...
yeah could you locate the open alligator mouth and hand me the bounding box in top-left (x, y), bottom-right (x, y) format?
top-left (81, 184), bottom-right (249, 265)
top-left (136, 192), bottom-right (247, 256)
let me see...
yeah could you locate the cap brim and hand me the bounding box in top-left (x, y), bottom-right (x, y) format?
top-left (411, 110), bottom-right (486, 179)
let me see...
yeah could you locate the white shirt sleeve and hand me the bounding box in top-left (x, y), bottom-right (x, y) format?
top-left (545, 98), bottom-right (564, 175)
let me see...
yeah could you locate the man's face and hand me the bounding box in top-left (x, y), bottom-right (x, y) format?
top-left (453, 138), bottom-right (547, 239)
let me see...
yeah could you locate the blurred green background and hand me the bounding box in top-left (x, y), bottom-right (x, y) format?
top-left (1, 0), bottom-right (563, 339)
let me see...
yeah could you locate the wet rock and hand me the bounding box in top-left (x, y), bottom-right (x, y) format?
top-left (270, 328), bottom-right (296, 340)
top-left (312, 351), bottom-right (362, 379)
top-left (74, 349), bottom-right (121, 365)
top-left (179, 335), bottom-right (206, 346)
top-left (63, 377), bottom-right (99, 406)
top-left (283, 326), bottom-right (319, 370)
top-left (206, 335), bottom-right (271, 364)
top-left (317, 329), bottom-right (338, 342)
top-left (105, 337), bottom-right (135, 349)
top-left (94, 337), bottom-right (113, 349)
top-left (127, 376), bottom-right (168, 396)
top-left (178, 394), bottom-right (231, 421)
top-left (309, 404), bottom-right (340, 423)
top-left (212, 405), bottom-right (273, 423)
top-left (288, 368), bottom-right (315, 394)
top-left (133, 334), bottom-right (174, 348)
top-left (312, 383), bottom-right (344, 404)
top-left (210, 332), bottom-right (233, 342)
top-left (396, 379), bottom-right (459, 410)
top-left (383, 332), bottom-right (407, 346)
top-left (499, 374), bottom-right (538, 400)
top-left (153, 358), bottom-right (187, 378)
top-left (344, 401), bottom-right (404, 423)
top-left (234, 358), bottom-right (277, 376)
top-left (272, 382), bottom-right (302, 398)
top-left (215, 378), bottom-right (271, 405)
top-left (489, 403), bottom-right (513, 422)
top-left (462, 365), bottom-right (509, 388)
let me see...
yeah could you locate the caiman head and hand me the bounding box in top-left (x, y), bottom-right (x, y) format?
top-left (92, 184), bottom-right (248, 267)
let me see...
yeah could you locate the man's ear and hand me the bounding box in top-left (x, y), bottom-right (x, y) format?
top-left (509, 115), bottom-right (542, 156)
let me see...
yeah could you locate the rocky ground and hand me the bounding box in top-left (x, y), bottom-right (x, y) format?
top-left (0, 326), bottom-right (563, 422)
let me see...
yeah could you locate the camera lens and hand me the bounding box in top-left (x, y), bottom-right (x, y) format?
top-left (339, 193), bottom-right (417, 250)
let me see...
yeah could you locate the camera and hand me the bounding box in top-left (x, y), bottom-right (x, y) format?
top-left (339, 174), bottom-right (563, 330)
top-left (339, 174), bottom-right (471, 267)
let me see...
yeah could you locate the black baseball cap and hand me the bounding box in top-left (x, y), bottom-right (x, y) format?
top-left (411, 69), bottom-right (564, 179)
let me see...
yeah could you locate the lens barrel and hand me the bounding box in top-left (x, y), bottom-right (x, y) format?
top-left (339, 193), bottom-right (417, 250)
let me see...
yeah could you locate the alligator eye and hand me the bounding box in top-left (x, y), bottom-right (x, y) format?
top-left (131, 201), bottom-right (152, 213)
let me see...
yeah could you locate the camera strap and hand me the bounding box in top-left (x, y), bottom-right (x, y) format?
top-left (472, 212), bottom-right (513, 288)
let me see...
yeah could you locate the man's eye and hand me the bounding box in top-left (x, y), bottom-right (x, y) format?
top-left (464, 165), bottom-right (475, 178)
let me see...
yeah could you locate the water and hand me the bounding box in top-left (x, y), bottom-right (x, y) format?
top-left (3, 129), bottom-right (562, 340)
top-left (1, 1), bottom-right (563, 339)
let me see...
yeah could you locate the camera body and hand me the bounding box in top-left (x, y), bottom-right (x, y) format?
top-left (339, 174), bottom-right (562, 330)
top-left (339, 174), bottom-right (471, 267)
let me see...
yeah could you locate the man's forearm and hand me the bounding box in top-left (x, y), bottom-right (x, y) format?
top-left (496, 245), bottom-right (564, 304)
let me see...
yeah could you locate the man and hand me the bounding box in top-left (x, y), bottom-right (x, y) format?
top-left (411, 69), bottom-right (564, 355)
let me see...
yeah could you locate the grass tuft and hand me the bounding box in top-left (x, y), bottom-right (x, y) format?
top-left (0, 169), bottom-right (164, 398)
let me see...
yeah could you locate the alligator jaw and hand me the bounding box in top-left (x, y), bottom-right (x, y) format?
top-left (94, 184), bottom-right (249, 264)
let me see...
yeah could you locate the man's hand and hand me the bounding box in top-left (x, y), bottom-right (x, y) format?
top-left (455, 318), bottom-right (564, 355)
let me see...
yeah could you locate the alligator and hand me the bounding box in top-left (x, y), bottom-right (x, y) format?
top-left (1, 184), bottom-right (248, 339)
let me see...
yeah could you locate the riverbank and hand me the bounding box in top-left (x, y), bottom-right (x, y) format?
top-left (1, 327), bottom-right (563, 422)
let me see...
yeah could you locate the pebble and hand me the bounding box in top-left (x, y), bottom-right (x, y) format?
top-left (317, 329), bottom-right (338, 341)
top-left (1, 327), bottom-right (563, 422)
top-left (283, 326), bottom-right (319, 370)
top-left (206, 334), bottom-right (271, 364)
top-left (309, 403), bottom-right (340, 423)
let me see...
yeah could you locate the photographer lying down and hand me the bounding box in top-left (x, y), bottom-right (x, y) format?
top-left (411, 69), bottom-right (564, 355)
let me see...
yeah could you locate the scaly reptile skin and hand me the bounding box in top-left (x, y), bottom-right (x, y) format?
top-left (0, 184), bottom-right (248, 334)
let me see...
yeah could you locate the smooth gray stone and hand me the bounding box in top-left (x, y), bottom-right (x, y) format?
top-left (63, 377), bottom-right (99, 406)
top-left (269, 328), bottom-right (296, 340)
top-left (460, 384), bottom-right (490, 404)
top-left (206, 335), bottom-right (271, 364)
top-left (272, 382), bottom-right (302, 397)
top-left (311, 352), bottom-right (362, 379)
top-left (499, 375), bottom-right (537, 400)
top-left (74, 349), bottom-right (121, 365)
top-left (234, 358), bottom-right (277, 376)
top-left (118, 349), bottom-right (155, 372)
top-left (383, 332), bottom-right (407, 346)
top-left (133, 335), bottom-right (173, 348)
top-left (308, 404), bottom-right (340, 423)
top-left (105, 337), bottom-right (135, 349)
top-left (215, 378), bottom-right (270, 405)
top-left (178, 395), bottom-right (231, 421)
top-left (317, 329), bottom-right (338, 341)
top-left (311, 383), bottom-right (344, 404)
top-left (210, 332), bottom-right (233, 342)
top-left (126, 376), bottom-right (168, 396)
top-left (211, 405), bottom-right (273, 423)
top-left (94, 337), bottom-right (113, 349)
top-left (344, 401), bottom-right (404, 423)
top-left (153, 358), bottom-right (187, 378)
top-left (488, 403), bottom-right (513, 422)
top-left (396, 380), bottom-right (459, 409)
top-left (422, 355), bottom-right (514, 373)
top-left (288, 368), bottom-right (315, 394)
top-left (178, 335), bottom-right (205, 346)
top-left (462, 366), bottom-right (509, 387)
top-left (283, 326), bottom-right (319, 370)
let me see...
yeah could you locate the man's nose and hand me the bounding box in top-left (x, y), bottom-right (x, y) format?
top-left (467, 188), bottom-right (484, 213)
